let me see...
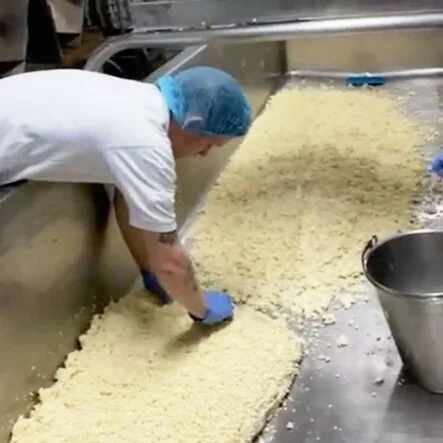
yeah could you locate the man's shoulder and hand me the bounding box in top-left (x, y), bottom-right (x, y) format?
top-left (102, 134), bottom-right (175, 177)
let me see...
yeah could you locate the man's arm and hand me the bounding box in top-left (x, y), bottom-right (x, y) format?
top-left (104, 139), bottom-right (211, 318)
top-left (113, 188), bottom-right (207, 317)
top-left (114, 188), bottom-right (234, 325)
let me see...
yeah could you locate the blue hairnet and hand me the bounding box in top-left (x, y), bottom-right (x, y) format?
top-left (156, 66), bottom-right (252, 137)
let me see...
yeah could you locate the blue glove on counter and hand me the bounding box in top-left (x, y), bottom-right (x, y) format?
top-left (428, 153), bottom-right (443, 177)
top-left (190, 291), bottom-right (234, 326)
top-left (141, 271), bottom-right (173, 305)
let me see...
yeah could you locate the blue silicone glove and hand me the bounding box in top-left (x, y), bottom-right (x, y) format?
top-left (190, 291), bottom-right (234, 326)
top-left (141, 271), bottom-right (173, 305)
top-left (428, 153), bottom-right (443, 177)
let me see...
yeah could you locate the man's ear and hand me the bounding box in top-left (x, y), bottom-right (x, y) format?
top-left (182, 114), bottom-right (205, 132)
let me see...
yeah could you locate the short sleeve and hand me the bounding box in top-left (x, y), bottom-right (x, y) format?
top-left (104, 141), bottom-right (177, 233)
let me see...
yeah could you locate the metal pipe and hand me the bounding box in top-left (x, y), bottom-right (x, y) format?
top-left (288, 68), bottom-right (443, 80)
top-left (84, 13), bottom-right (443, 72)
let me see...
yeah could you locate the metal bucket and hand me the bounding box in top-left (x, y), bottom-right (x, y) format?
top-left (362, 229), bottom-right (443, 394)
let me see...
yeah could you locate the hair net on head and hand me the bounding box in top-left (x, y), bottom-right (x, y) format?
top-left (156, 66), bottom-right (252, 137)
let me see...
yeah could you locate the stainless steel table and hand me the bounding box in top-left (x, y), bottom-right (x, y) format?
top-left (261, 291), bottom-right (443, 443)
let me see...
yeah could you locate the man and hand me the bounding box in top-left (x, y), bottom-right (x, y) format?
top-left (0, 66), bottom-right (252, 325)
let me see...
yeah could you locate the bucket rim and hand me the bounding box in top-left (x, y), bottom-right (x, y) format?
top-left (361, 228), bottom-right (443, 299)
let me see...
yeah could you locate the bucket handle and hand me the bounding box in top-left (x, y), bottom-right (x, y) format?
top-left (361, 235), bottom-right (378, 274)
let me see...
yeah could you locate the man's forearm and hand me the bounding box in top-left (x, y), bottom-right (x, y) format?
top-left (153, 231), bottom-right (207, 318)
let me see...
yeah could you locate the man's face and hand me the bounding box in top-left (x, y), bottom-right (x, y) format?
top-left (170, 127), bottom-right (230, 158)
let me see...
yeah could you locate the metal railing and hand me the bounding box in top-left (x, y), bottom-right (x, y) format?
top-left (84, 13), bottom-right (443, 72)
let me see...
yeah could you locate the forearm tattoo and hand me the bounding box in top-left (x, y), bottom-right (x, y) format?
top-left (158, 230), bottom-right (178, 245)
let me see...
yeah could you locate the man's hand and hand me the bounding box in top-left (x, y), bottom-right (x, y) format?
top-left (142, 274), bottom-right (234, 325)
top-left (141, 271), bottom-right (173, 305)
top-left (190, 291), bottom-right (234, 325)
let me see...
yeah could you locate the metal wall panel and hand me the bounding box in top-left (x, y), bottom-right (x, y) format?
top-left (47, 0), bottom-right (84, 34)
top-left (0, 0), bottom-right (28, 62)
top-left (131, 0), bottom-right (443, 30)
top-left (285, 28), bottom-right (443, 72)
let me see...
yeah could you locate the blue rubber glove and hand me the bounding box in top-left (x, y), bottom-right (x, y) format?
top-left (190, 291), bottom-right (234, 326)
top-left (141, 271), bottom-right (173, 305)
top-left (428, 153), bottom-right (443, 177)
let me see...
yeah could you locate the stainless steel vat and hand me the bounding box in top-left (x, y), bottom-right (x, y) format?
top-left (0, 36), bottom-right (282, 442)
top-left (362, 231), bottom-right (443, 394)
top-left (3, 4), bottom-right (443, 442)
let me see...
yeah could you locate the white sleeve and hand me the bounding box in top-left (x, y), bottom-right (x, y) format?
top-left (104, 143), bottom-right (177, 233)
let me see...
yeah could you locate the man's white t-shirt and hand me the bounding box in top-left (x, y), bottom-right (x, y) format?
top-left (0, 69), bottom-right (177, 233)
